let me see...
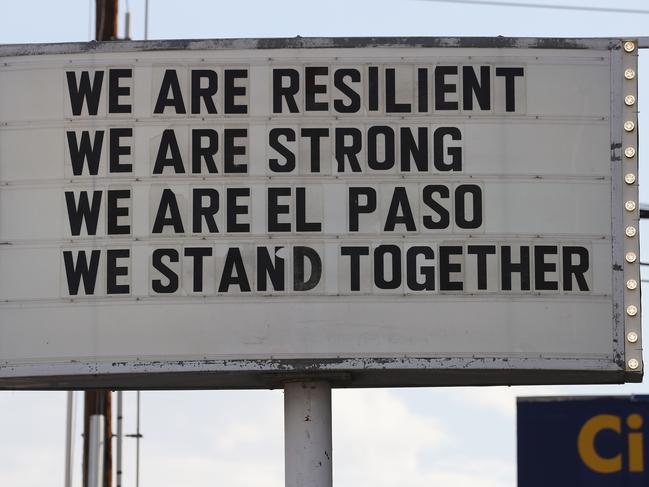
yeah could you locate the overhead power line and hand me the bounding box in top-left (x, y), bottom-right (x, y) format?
top-left (417, 0), bottom-right (649, 14)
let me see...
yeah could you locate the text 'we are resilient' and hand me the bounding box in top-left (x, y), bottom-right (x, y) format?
top-left (60, 64), bottom-right (591, 297)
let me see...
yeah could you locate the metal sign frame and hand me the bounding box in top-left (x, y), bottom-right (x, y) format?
top-left (0, 36), bottom-right (641, 389)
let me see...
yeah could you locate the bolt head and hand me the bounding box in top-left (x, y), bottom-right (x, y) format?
top-left (625, 173), bottom-right (636, 184)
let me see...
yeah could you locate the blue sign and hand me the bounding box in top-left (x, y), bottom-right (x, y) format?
top-left (518, 395), bottom-right (649, 487)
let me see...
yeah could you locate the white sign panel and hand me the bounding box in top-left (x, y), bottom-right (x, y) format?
top-left (0, 37), bottom-right (641, 388)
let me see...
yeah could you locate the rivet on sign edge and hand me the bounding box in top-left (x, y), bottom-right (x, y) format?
top-left (627, 305), bottom-right (638, 316)
top-left (625, 173), bottom-right (636, 184)
top-left (625, 147), bottom-right (636, 158)
top-left (625, 252), bottom-right (637, 263)
top-left (624, 41), bottom-right (636, 53)
top-left (624, 121), bottom-right (636, 132)
top-left (625, 201), bottom-right (636, 211)
top-left (625, 69), bottom-right (636, 80)
top-left (627, 279), bottom-right (638, 290)
top-left (625, 95), bottom-right (636, 106)
top-left (628, 359), bottom-right (640, 370)
top-left (627, 331), bottom-right (639, 343)
top-left (626, 226), bottom-right (637, 237)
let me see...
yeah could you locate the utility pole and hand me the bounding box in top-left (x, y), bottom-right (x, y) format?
top-left (95, 0), bottom-right (118, 41)
top-left (83, 4), bottom-right (117, 485)
top-left (64, 392), bottom-right (76, 487)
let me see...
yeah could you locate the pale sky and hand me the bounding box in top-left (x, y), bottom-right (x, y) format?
top-left (1, 1), bottom-right (648, 486)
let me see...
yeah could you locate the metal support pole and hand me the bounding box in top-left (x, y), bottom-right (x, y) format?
top-left (64, 391), bottom-right (76, 487)
top-left (116, 391), bottom-right (123, 487)
top-left (284, 381), bottom-right (332, 487)
top-left (144, 0), bottom-right (149, 40)
top-left (88, 414), bottom-right (105, 487)
top-left (125, 391), bottom-right (143, 487)
top-left (124, 11), bottom-right (131, 40)
top-left (83, 390), bottom-right (112, 487)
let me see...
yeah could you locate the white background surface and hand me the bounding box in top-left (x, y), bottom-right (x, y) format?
top-left (0, 46), bottom-right (623, 378)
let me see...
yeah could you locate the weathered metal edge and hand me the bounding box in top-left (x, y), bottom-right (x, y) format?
top-left (0, 355), bottom-right (630, 390)
top-left (0, 368), bottom-right (629, 391)
top-left (0, 36), bottom-right (629, 58)
top-left (609, 48), bottom-right (628, 379)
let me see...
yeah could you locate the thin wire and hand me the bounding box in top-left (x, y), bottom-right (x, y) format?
top-left (136, 391), bottom-right (141, 487)
top-left (417, 0), bottom-right (649, 14)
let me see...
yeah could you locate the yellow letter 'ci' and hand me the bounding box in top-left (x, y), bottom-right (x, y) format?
top-left (577, 415), bottom-right (622, 473)
top-left (577, 414), bottom-right (645, 473)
